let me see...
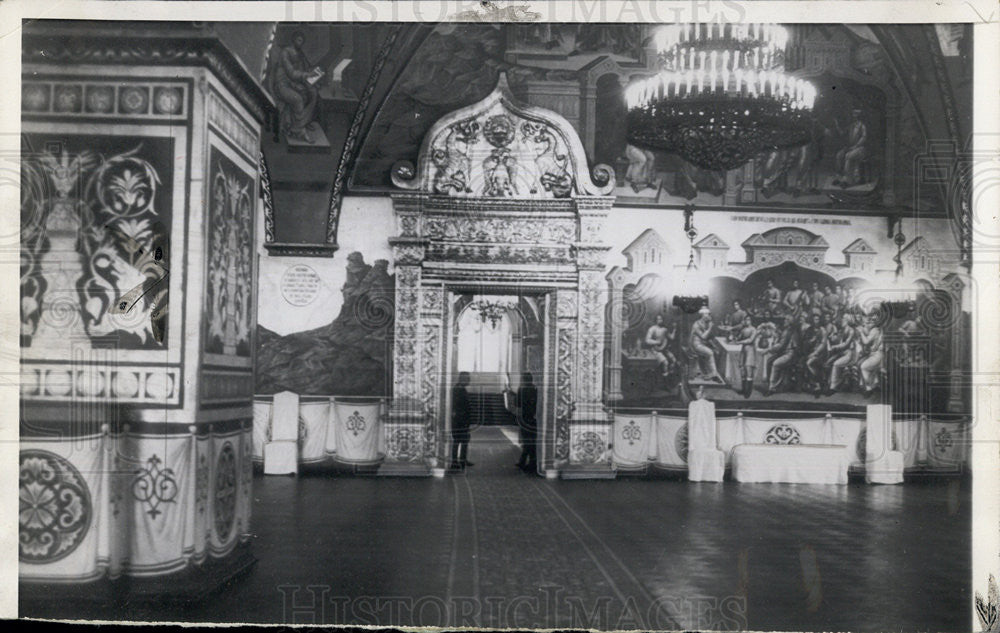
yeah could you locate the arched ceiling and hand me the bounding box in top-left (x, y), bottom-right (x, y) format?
top-left (233, 22), bottom-right (971, 248)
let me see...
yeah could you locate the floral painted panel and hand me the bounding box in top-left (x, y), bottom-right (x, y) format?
top-left (20, 134), bottom-right (173, 350)
top-left (204, 147), bottom-right (254, 358)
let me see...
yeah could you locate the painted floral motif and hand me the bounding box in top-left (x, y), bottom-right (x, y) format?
top-left (85, 86), bottom-right (114, 113)
top-left (572, 431), bottom-right (607, 464)
top-left (934, 427), bottom-right (954, 453)
top-left (765, 424), bottom-right (802, 445)
top-left (119, 86), bottom-right (150, 114)
top-left (675, 424), bottom-right (689, 462)
top-left (22, 84), bottom-right (50, 112)
top-left (386, 427), bottom-right (422, 461)
top-left (19, 450), bottom-right (92, 563)
top-left (621, 420), bottom-right (642, 446)
top-left (153, 87), bottom-right (183, 115)
top-left (214, 442), bottom-right (237, 542)
top-left (53, 85), bottom-right (82, 113)
top-left (344, 411), bottom-right (367, 437)
top-left (132, 454), bottom-right (178, 519)
top-left (20, 136), bottom-right (171, 349)
top-left (195, 453), bottom-right (209, 516)
top-left (205, 148), bottom-right (254, 357)
top-left (421, 101), bottom-right (576, 199)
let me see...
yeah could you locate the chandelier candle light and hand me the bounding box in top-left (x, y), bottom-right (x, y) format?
top-left (469, 295), bottom-right (518, 330)
top-left (626, 22), bottom-right (817, 171)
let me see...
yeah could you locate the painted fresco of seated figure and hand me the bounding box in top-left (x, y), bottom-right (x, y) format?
top-left (644, 314), bottom-right (678, 377)
top-left (688, 307), bottom-right (724, 384)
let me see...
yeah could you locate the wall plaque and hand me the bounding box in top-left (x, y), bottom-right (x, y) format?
top-left (280, 264), bottom-right (321, 307)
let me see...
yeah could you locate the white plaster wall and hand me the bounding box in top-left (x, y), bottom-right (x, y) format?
top-left (256, 196), bottom-right (395, 336)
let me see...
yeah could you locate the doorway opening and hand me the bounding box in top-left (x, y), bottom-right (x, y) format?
top-left (447, 293), bottom-right (547, 473)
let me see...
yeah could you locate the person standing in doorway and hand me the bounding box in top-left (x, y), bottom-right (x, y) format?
top-left (516, 372), bottom-right (539, 472)
top-left (451, 372), bottom-right (474, 470)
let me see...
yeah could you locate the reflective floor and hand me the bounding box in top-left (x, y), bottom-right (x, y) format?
top-left (24, 426), bottom-right (971, 631)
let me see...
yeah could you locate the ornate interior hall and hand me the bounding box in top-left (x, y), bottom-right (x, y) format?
top-left (17, 16), bottom-right (976, 631)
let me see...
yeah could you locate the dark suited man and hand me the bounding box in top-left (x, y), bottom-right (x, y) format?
top-left (516, 372), bottom-right (539, 472)
top-left (451, 372), bottom-right (474, 469)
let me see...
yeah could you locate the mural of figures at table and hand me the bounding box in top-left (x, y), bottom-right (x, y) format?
top-left (20, 134), bottom-right (173, 350)
top-left (614, 227), bottom-right (967, 413)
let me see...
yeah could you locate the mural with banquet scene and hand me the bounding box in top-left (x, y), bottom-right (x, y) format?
top-left (606, 226), bottom-right (967, 413)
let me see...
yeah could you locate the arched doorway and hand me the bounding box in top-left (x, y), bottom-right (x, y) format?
top-left (383, 74), bottom-right (617, 477)
top-left (451, 295), bottom-right (545, 423)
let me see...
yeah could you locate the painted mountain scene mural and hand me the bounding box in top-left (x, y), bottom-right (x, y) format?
top-left (255, 252), bottom-right (393, 396)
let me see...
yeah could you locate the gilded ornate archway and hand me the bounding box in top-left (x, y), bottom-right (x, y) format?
top-left (382, 74), bottom-right (618, 476)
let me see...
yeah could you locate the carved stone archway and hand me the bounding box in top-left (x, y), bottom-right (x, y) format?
top-left (382, 74), bottom-right (617, 476)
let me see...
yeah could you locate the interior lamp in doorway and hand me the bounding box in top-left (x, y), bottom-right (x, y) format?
top-left (625, 22), bottom-right (817, 171)
top-left (469, 295), bottom-right (517, 330)
top-left (672, 205), bottom-right (709, 314)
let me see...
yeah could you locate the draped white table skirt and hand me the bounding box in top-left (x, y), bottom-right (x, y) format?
top-left (731, 444), bottom-right (850, 484)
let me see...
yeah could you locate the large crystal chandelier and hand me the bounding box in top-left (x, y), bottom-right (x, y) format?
top-left (626, 23), bottom-right (817, 171)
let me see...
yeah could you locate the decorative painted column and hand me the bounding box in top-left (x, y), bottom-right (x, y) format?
top-left (19, 23), bottom-right (273, 597)
top-left (941, 273), bottom-right (967, 412)
top-left (604, 267), bottom-right (629, 403)
top-left (382, 236), bottom-right (433, 475)
top-left (563, 199), bottom-right (614, 475)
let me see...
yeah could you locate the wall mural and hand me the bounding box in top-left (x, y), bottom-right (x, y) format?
top-left (346, 23), bottom-right (936, 216)
top-left (21, 134), bottom-right (173, 350)
top-left (606, 72), bottom-right (888, 208)
top-left (256, 252), bottom-right (394, 396)
top-left (205, 147), bottom-right (254, 357)
top-left (352, 24), bottom-right (592, 189)
top-left (613, 227), bottom-right (966, 413)
top-left (506, 24), bottom-right (647, 63)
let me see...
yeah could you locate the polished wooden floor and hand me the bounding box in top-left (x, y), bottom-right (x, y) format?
top-left (24, 426), bottom-right (970, 630)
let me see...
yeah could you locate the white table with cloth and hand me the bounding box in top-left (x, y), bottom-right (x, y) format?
top-left (731, 444), bottom-right (850, 484)
top-left (715, 337), bottom-right (742, 386)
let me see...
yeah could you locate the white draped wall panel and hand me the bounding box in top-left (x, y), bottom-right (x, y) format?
top-left (252, 399), bottom-right (271, 462)
top-left (237, 428), bottom-right (253, 547)
top-left (299, 400), bottom-right (331, 463)
top-left (208, 430), bottom-right (244, 557)
top-left (612, 414), bottom-right (654, 469)
top-left (893, 419), bottom-right (925, 468)
top-left (716, 417), bottom-right (746, 463)
top-left (926, 420), bottom-right (969, 470)
top-left (333, 401), bottom-right (383, 463)
top-left (324, 401), bottom-right (338, 454)
top-left (108, 440), bottom-right (130, 579)
top-left (125, 433), bottom-right (195, 575)
top-left (654, 415), bottom-right (688, 468)
top-left (601, 411), bottom-right (968, 476)
top-left (827, 417), bottom-right (865, 469)
top-left (739, 417), bottom-right (830, 445)
top-left (194, 434), bottom-right (212, 563)
top-left (20, 433), bottom-right (109, 582)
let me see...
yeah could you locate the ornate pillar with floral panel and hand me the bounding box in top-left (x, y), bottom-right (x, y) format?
top-left (19, 23), bottom-right (274, 597)
top-left (382, 233), bottom-right (433, 475)
top-left (563, 199), bottom-right (615, 477)
top-left (940, 273), bottom-right (967, 412)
